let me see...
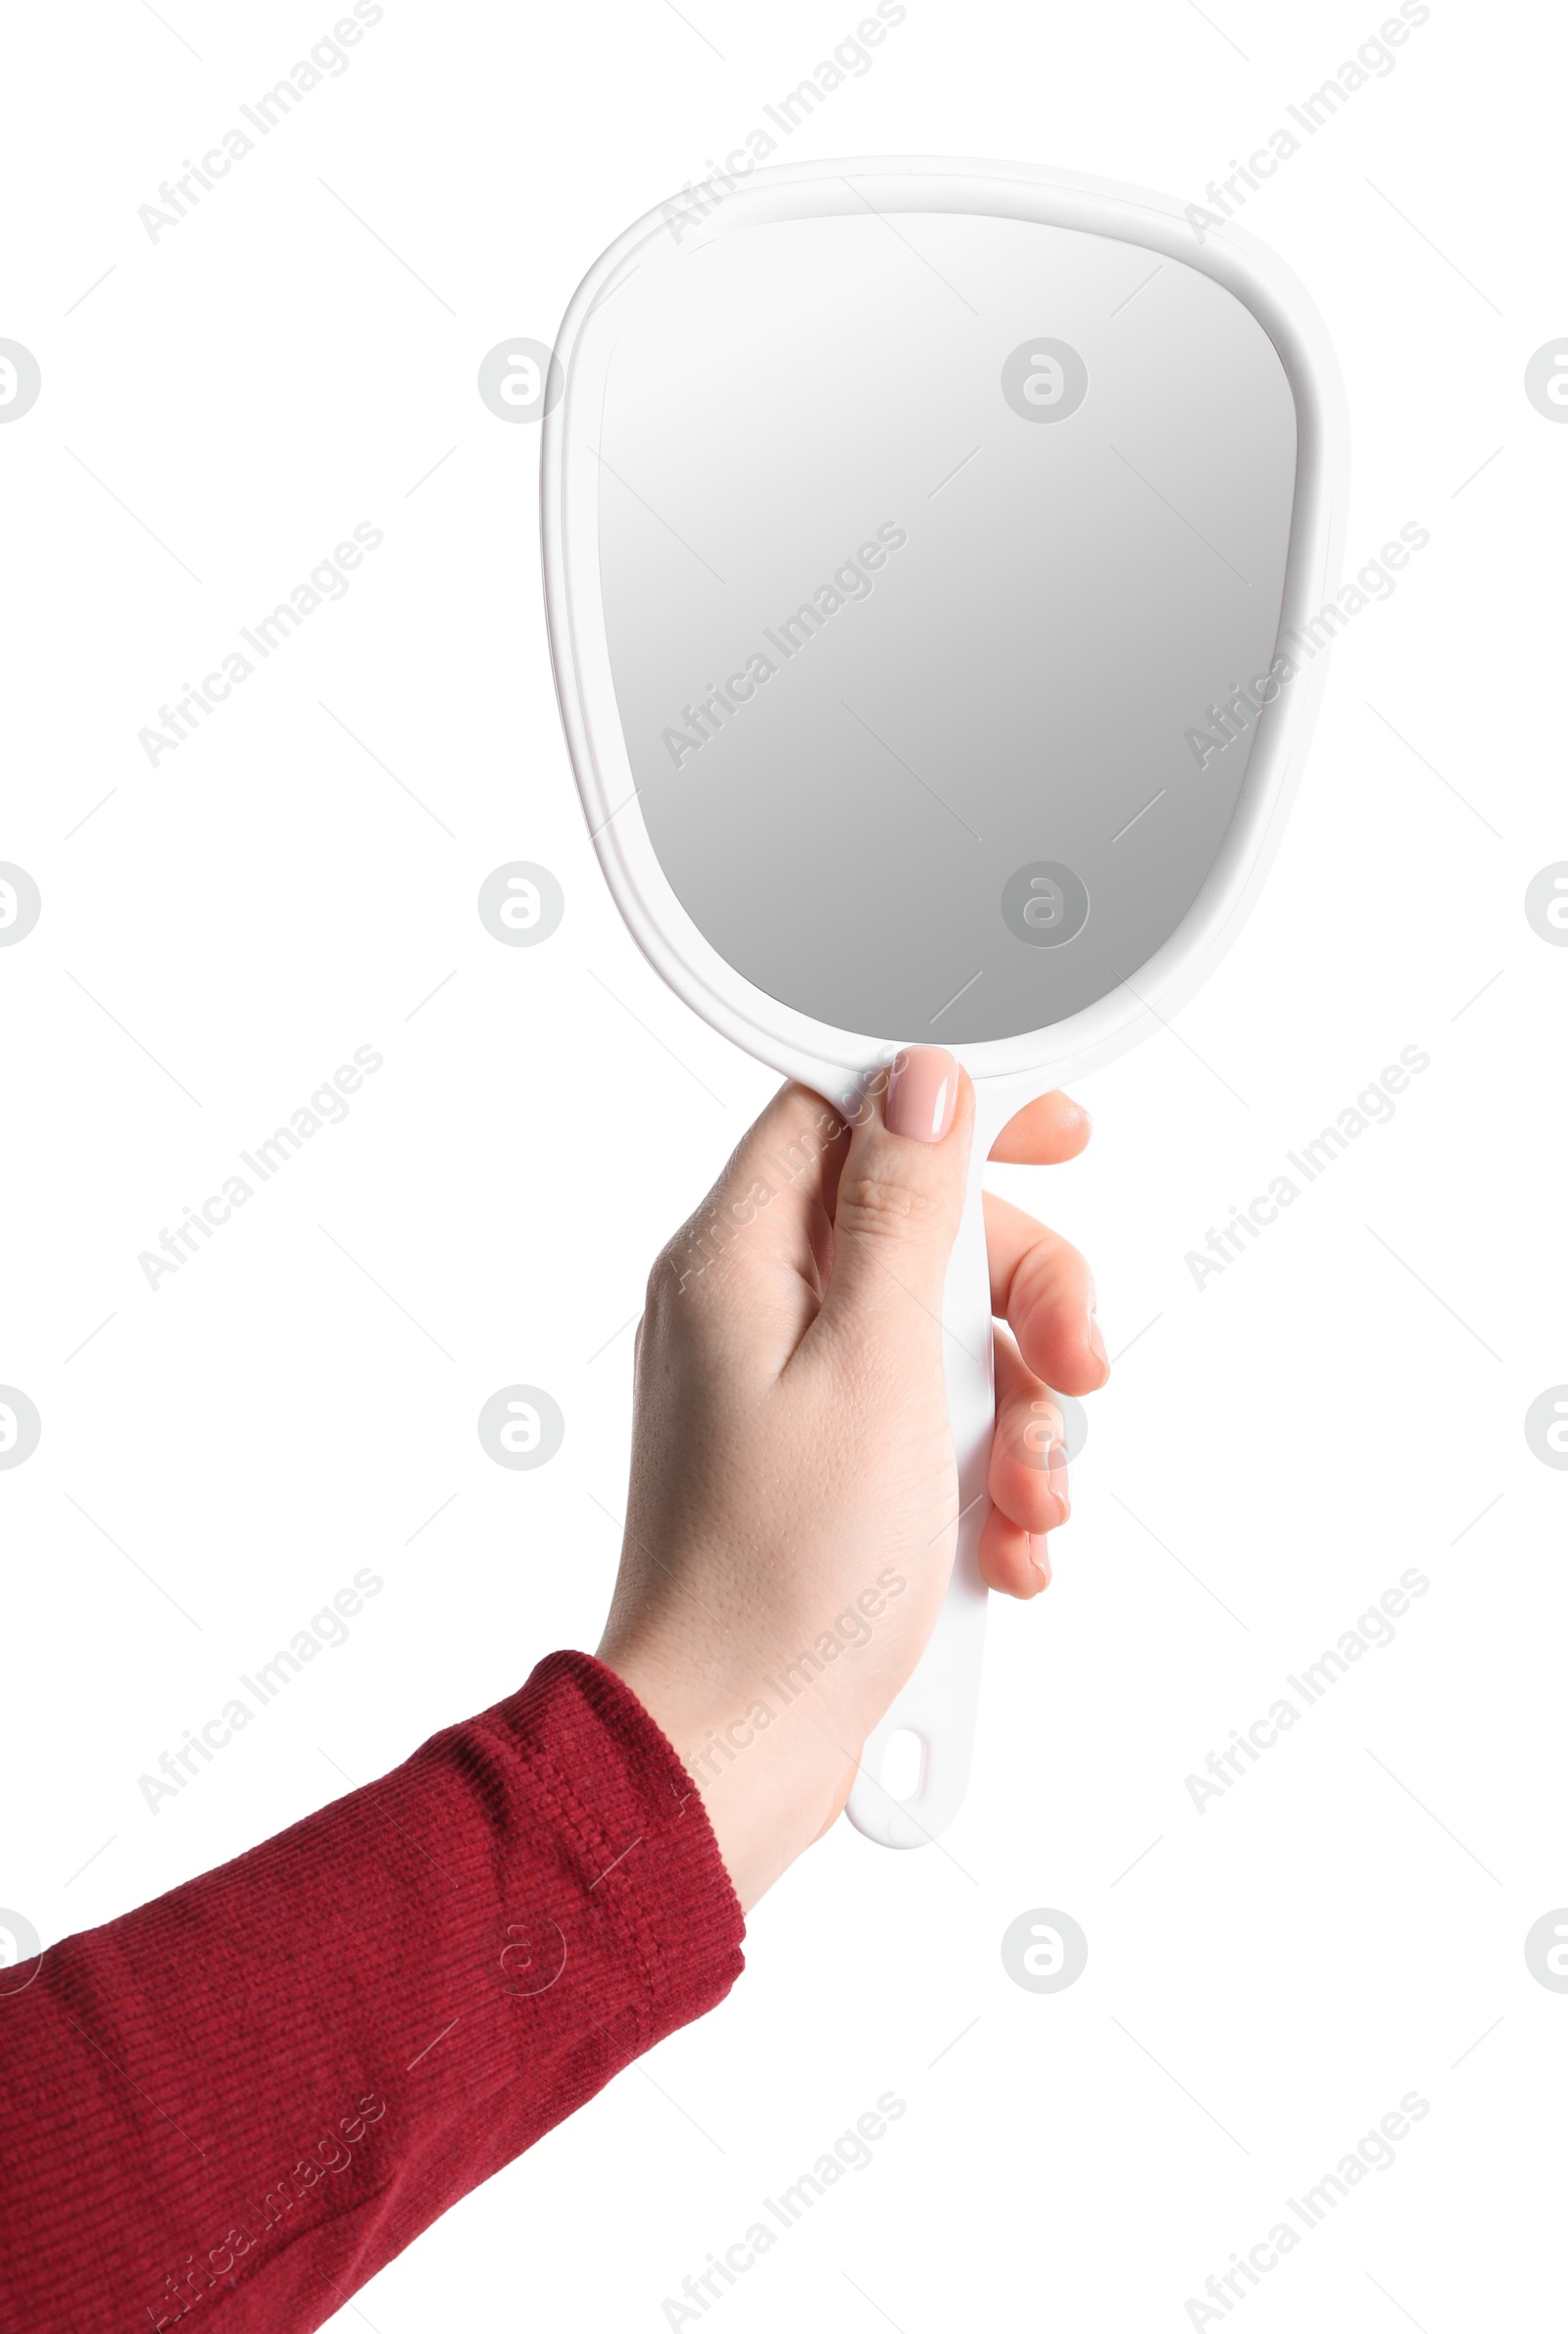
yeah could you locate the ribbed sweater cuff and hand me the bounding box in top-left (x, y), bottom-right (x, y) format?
top-left (0, 1650), bottom-right (745, 2333)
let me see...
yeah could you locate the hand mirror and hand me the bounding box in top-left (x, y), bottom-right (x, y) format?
top-left (543, 157), bottom-right (1348, 1847)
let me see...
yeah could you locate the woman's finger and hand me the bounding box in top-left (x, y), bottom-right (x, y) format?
top-left (984, 1189), bottom-right (1108, 1392)
top-left (988, 1326), bottom-right (1070, 1542)
top-left (980, 1503), bottom-right (1053, 1599)
top-left (989, 1090), bottom-right (1092, 1166)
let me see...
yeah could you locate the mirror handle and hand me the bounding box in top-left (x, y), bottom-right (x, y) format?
top-left (848, 1140), bottom-right (994, 1847)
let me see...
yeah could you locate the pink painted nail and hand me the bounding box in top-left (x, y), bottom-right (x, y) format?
top-left (885, 1047), bottom-right (958, 1143)
top-left (1088, 1312), bottom-right (1109, 1376)
top-left (1048, 1441), bottom-right (1070, 1516)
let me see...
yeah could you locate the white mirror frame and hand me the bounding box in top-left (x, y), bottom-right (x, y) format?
top-left (542, 156), bottom-right (1349, 1111)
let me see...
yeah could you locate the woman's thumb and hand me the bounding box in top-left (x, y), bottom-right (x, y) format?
top-left (814, 1046), bottom-right (973, 1352)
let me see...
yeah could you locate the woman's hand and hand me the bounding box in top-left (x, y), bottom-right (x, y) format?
top-left (598, 1047), bottom-right (1106, 1910)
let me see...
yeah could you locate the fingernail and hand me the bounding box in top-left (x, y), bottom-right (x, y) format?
top-left (1048, 1441), bottom-right (1070, 1516)
top-left (885, 1046), bottom-right (957, 1142)
top-left (1028, 1535), bottom-right (1052, 1590)
top-left (1088, 1311), bottom-right (1109, 1377)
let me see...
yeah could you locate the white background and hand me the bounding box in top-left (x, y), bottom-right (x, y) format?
top-left (3, 1), bottom-right (1563, 2327)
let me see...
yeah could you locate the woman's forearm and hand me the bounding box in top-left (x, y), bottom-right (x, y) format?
top-left (0, 1653), bottom-right (742, 2333)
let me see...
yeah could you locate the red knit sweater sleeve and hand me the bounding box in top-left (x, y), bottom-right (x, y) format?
top-left (0, 1652), bottom-right (745, 2332)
